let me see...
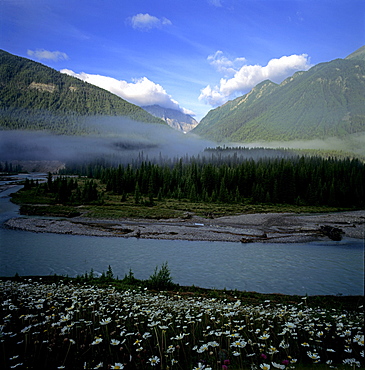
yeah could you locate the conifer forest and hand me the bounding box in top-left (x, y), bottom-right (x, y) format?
top-left (48, 151), bottom-right (365, 209)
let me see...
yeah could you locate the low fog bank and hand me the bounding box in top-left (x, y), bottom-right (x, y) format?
top-left (0, 117), bottom-right (216, 164)
top-left (1, 114), bottom-right (364, 170)
top-left (229, 133), bottom-right (365, 158)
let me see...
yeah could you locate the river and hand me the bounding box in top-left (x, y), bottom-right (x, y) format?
top-left (0, 173), bottom-right (363, 296)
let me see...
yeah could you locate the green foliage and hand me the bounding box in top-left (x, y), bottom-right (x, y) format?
top-left (12, 149), bottom-right (365, 222)
top-left (99, 265), bottom-right (114, 282)
top-left (13, 176), bottom-right (103, 208)
top-left (74, 264), bottom-right (176, 291)
top-left (194, 49), bottom-right (365, 142)
top-left (146, 262), bottom-right (175, 290)
top-left (0, 49), bottom-right (165, 134)
top-left (0, 161), bottom-right (23, 173)
top-left (123, 268), bottom-right (138, 285)
top-left (88, 155), bottom-right (365, 208)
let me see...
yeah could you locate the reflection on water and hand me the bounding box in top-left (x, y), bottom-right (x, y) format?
top-left (0, 174), bottom-right (364, 296)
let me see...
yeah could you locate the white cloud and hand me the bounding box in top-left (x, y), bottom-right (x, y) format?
top-left (208, 0), bottom-right (223, 7)
top-left (27, 49), bottom-right (69, 62)
top-left (128, 13), bottom-right (172, 31)
top-left (199, 52), bottom-right (312, 106)
top-left (208, 50), bottom-right (246, 76)
top-left (60, 69), bottom-right (193, 115)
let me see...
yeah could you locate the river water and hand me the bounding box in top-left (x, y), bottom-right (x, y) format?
top-left (0, 174), bottom-right (363, 296)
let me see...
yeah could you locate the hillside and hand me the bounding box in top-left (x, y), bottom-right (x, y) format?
top-left (194, 46), bottom-right (365, 142)
top-left (0, 50), bottom-right (165, 135)
top-left (142, 105), bottom-right (198, 132)
top-left (345, 45), bottom-right (365, 61)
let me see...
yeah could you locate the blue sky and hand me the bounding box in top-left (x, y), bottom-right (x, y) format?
top-left (1, 0), bottom-right (363, 121)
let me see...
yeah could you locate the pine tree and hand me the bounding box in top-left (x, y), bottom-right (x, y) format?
top-left (47, 172), bottom-right (53, 192)
top-left (134, 182), bottom-right (140, 204)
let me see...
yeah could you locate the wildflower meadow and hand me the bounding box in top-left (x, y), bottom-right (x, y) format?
top-left (0, 277), bottom-right (363, 370)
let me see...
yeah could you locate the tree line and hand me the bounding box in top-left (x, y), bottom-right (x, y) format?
top-left (0, 161), bottom-right (23, 173)
top-left (24, 174), bottom-right (101, 205)
top-left (61, 155), bottom-right (364, 208)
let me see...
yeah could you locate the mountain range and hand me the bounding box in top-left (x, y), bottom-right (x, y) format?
top-left (193, 46), bottom-right (365, 142)
top-left (142, 105), bottom-right (198, 132)
top-left (0, 49), bottom-right (165, 135)
top-left (1, 47), bottom-right (364, 145)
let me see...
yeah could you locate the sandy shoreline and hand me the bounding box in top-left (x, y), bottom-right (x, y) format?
top-left (5, 210), bottom-right (365, 243)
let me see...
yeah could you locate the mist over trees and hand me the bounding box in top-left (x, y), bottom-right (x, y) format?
top-left (58, 152), bottom-right (364, 208)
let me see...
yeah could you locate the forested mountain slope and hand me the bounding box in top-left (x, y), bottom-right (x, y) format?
top-left (194, 46), bottom-right (365, 142)
top-left (0, 50), bottom-right (165, 135)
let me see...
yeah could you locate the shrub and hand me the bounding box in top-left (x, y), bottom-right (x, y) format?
top-left (146, 262), bottom-right (175, 290)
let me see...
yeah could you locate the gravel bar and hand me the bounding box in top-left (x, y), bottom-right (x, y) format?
top-left (5, 210), bottom-right (365, 243)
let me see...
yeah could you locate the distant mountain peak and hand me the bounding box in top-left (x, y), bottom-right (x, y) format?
top-left (345, 45), bottom-right (365, 61)
top-left (142, 104), bottom-right (198, 132)
top-left (0, 49), bottom-right (165, 135)
top-left (194, 46), bottom-right (365, 142)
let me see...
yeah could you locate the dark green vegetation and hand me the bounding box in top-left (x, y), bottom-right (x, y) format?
top-left (194, 46), bottom-right (365, 142)
top-left (0, 161), bottom-right (23, 174)
top-left (73, 263), bottom-right (176, 291)
top-left (74, 155), bottom-right (364, 208)
top-left (0, 49), bottom-right (165, 134)
top-left (11, 153), bottom-right (364, 221)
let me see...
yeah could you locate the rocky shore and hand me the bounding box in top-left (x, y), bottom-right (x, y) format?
top-left (5, 210), bottom-right (365, 243)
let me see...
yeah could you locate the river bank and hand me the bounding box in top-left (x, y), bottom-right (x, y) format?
top-left (5, 210), bottom-right (365, 243)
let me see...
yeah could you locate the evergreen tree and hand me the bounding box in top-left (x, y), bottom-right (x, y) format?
top-left (47, 172), bottom-right (53, 192)
top-left (134, 182), bottom-right (140, 204)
